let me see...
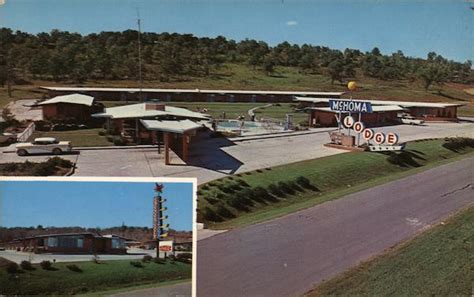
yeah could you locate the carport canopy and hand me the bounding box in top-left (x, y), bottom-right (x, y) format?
top-left (38, 93), bottom-right (94, 106)
top-left (140, 119), bottom-right (202, 134)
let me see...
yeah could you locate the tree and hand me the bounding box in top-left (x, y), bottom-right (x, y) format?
top-left (263, 53), bottom-right (277, 75)
top-left (328, 58), bottom-right (345, 84)
top-left (418, 63), bottom-right (449, 91)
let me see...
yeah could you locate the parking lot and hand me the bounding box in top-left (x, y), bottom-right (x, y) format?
top-left (1, 122), bottom-right (473, 184)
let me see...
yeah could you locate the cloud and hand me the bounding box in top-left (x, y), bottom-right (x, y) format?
top-left (286, 21), bottom-right (298, 26)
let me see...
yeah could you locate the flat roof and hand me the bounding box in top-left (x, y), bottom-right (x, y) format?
top-left (140, 119), bottom-right (203, 134)
top-left (295, 97), bottom-right (466, 108)
top-left (93, 103), bottom-right (210, 120)
top-left (38, 93), bottom-right (94, 107)
top-left (309, 105), bottom-right (406, 113)
top-left (40, 86), bottom-right (344, 97)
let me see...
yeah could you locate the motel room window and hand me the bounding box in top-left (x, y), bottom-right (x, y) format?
top-left (77, 238), bottom-right (84, 248)
top-left (47, 237), bottom-right (58, 247)
top-left (111, 238), bottom-right (125, 249)
top-left (57, 236), bottom-right (84, 248)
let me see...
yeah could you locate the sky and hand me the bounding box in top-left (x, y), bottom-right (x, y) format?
top-left (0, 0), bottom-right (472, 63)
top-left (0, 180), bottom-right (194, 231)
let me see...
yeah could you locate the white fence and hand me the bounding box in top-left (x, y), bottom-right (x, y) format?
top-left (17, 122), bottom-right (35, 142)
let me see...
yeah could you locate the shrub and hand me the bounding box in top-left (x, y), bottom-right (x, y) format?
top-left (202, 207), bottom-right (223, 222)
top-left (47, 157), bottom-right (73, 168)
top-left (98, 130), bottom-right (106, 136)
top-left (201, 185), bottom-right (209, 191)
top-left (66, 264), bottom-right (83, 272)
top-left (32, 163), bottom-right (56, 176)
top-left (106, 135), bottom-right (114, 142)
top-left (176, 253), bottom-right (192, 263)
top-left (6, 262), bottom-right (20, 274)
top-left (296, 176), bottom-right (318, 191)
top-left (287, 180), bottom-right (302, 192)
top-left (205, 197), bottom-right (219, 205)
top-left (20, 260), bottom-right (34, 271)
top-left (154, 257), bottom-right (166, 264)
top-left (227, 195), bottom-right (252, 212)
top-left (34, 120), bottom-right (51, 131)
top-left (254, 186), bottom-right (271, 200)
top-left (113, 136), bottom-right (125, 146)
top-left (278, 181), bottom-right (295, 195)
top-left (268, 183), bottom-right (284, 197)
top-left (236, 179), bottom-right (249, 187)
top-left (216, 205), bottom-right (236, 218)
top-left (40, 260), bottom-right (53, 270)
top-left (130, 261), bottom-right (144, 268)
top-left (142, 255), bottom-right (153, 262)
top-left (296, 176), bottom-right (311, 188)
top-left (2, 163), bottom-right (19, 172)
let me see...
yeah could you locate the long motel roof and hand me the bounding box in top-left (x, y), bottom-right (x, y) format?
top-left (38, 93), bottom-right (95, 107)
top-left (40, 86), bottom-right (345, 97)
top-left (92, 103), bottom-right (210, 120)
top-left (308, 105), bottom-right (406, 113)
top-left (294, 97), bottom-right (466, 108)
top-left (140, 119), bottom-right (203, 134)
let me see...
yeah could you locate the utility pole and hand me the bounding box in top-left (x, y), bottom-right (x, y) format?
top-left (153, 183), bottom-right (169, 258)
top-left (137, 8), bottom-right (143, 102)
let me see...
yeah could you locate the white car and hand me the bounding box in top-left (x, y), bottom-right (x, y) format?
top-left (0, 132), bottom-right (17, 144)
top-left (16, 137), bottom-right (72, 156)
top-left (399, 115), bottom-right (424, 125)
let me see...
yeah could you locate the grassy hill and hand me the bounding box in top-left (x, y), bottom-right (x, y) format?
top-left (1, 63), bottom-right (473, 115)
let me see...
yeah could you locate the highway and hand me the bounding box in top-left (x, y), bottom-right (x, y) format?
top-left (197, 157), bottom-right (474, 297)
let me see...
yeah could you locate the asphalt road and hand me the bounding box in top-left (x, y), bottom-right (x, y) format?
top-left (110, 282), bottom-right (191, 297)
top-left (197, 157), bottom-right (474, 297)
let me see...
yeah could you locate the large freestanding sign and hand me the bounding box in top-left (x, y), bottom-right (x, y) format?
top-left (329, 99), bottom-right (373, 113)
top-left (340, 115), bottom-right (403, 151)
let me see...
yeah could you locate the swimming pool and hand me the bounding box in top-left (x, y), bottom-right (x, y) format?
top-left (217, 120), bottom-right (260, 129)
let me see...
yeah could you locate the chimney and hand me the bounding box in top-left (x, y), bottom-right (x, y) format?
top-left (145, 103), bottom-right (165, 111)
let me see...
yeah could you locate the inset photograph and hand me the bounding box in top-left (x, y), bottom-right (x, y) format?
top-left (0, 177), bottom-right (196, 296)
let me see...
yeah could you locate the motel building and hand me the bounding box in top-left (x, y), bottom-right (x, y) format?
top-left (37, 93), bottom-right (104, 123)
top-left (40, 86), bottom-right (344, 103)
top-left (5, 233), bottom-right (131, 254)
top-left (92, 102), bottom-right (211, 164)
top-left (295, 97), bottom-right (465, 127)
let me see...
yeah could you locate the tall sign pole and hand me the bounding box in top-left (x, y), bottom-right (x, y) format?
top-left (153, 183), bottom-right (168, 258)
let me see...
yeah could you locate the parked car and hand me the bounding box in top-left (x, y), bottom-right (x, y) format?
top-left (16, 137), bottom-right (72, 156)
top-left (0, 132), bottom-right (17, 144)
top-left (398, 114), bottom-right (424, 125)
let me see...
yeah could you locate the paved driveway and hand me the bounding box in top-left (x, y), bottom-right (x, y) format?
top-left (1, 122), bottom-right (473, 184)
top-left (197, 157), bottom-right (474, 297)
top-left (0, 248), bottom-right (183, 264)
top-left (6, 99), bottom-right (43, 121)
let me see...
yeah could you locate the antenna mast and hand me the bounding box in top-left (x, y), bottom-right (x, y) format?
top-left (137, 8), bottom-right (143, 102)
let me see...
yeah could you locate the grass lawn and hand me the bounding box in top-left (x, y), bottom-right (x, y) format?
top-left (0, 259), bottom-right (191, 295)
top-left (31, 128), bottom-right (112, 147)
top-left (79, 279), bottom-right (191, 297)
top-left (197, 138), bottom-right (474, 229)
top-left (307, 206), bottom-right (474, 296)
top-left (102, 101), bottom-right (309, 123)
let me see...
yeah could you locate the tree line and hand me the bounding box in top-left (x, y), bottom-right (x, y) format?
top-left (0, 28), bottom-right (472, 91)
top-left (0, 225), bottom-right (191, 243)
